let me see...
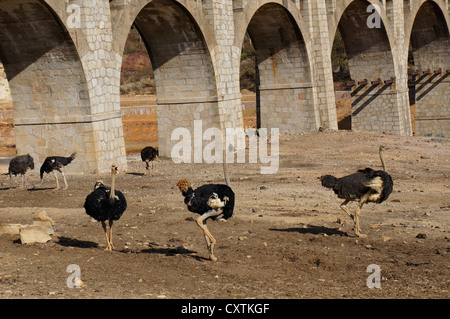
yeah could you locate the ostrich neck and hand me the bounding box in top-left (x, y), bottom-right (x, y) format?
top-left (379, 150), bottom-right (386, 171)
top-left (110, 171), bottom-right (116, 200)
top-left (222, 147), bottom-right (231, 187)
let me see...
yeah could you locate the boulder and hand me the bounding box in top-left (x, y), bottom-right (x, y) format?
top-left (32, 220), bottom-right (54, 235)
top-left (33, 211), bottom-right (55, 225)
top-left (0, 223), bottom-right (27, 236)
top-left (19, 225), bottom-right (52, 244)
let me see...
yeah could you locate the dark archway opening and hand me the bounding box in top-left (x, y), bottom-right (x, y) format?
top-left (331, 0), bottom-right (396, 133)
top-left (120, 25), bottom-right (157, 155)
top-left (243, 3), bottom-right (312, 133)
top-left (331, 29), bottom-right (352, 130)
top-left (408, 1), bottom-right (450, 136)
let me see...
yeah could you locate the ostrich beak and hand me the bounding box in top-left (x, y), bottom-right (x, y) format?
top-left (111, 164), bottom-right (119, 174)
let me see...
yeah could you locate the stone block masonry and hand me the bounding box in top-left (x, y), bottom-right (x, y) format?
top-left (0, 0), bottom-right (448, 172)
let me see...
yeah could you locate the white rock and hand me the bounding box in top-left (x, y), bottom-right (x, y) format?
top-left (0, 223), bottom-right (28, 236)
top-left (33, 211), bottom-right (55, 225)
top-left (19, 225), bottom-right (52, 244)
top-left (32, 220), bottom-right (54, 235)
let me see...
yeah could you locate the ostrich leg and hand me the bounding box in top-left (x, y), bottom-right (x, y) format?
top-left (340, 199), bottom-right (355, 221)
top-left (52, 171), bottom-right (60, 190)
top-left (108, 220), bottom-right (115, 250)
top-left (59, 168), bottom-right (68, 190)
top-left (354, 194), bottom-right (370, 237)
top-left (196, 210), bottom-right (221, 261)
top-left (101, 221), bottom-right (112, 251)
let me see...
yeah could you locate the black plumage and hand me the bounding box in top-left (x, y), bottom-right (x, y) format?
top-left (140, 146), bottom-right (158, 171)
top-left (182, 184), bottom-right (235, 220)
top-left (84, 164), bottom-right (127, 251)
top-left (8, 154), bottom-right (34, 188)
top-left (40, 152), bottom-right (76, 189)
top-left (320, 146), bottom-right (393, 237)
top-left (320, 168), bottom-right (393, 204)
top-left (84, 183), bottom-right (127, 222)
top-left (177, 179), bottom-right (235, 261)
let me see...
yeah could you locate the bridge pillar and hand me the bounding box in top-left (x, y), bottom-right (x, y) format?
top-left (306, 0), bottom-right (338, 131)
top-left (209, 0), bottom-right (244, 134)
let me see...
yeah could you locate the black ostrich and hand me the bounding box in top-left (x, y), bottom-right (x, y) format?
top-left (320, 146), bottom-right (393, 237)
top-left (39, 153), bottom-right (76, 190)
top-left (177, 179), bottom-right (235, 261)
top-left (140, 146), bottom-right (158, 172)
top-left (84, 164), bottom-right (127, 251)
top-left (8, 154), bottom-right (35, 188)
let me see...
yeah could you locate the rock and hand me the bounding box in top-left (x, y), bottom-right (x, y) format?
top-left (0, 223), bottom-right (28, 236)
top-left (19, 225), bottom-right (52, 244)
top-left (32, 220), bottom-right (54, 235)
top-left (416, 233), bottom-right (427, 239)
top-left (33, 211), bottom-right (55, 225)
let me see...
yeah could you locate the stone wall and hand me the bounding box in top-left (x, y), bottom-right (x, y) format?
top-left (0, 0), bottom-right (448, 170)
top-left (414, 70), bottom-right (450, 136)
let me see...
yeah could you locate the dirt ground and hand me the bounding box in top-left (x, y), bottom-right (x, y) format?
top-left (0, 130), bottom-right (449, 300)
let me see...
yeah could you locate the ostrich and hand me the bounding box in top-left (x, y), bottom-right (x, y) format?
top-left (8, 154), bottom-right (35, 188)
top-left (84, 164), bottom-right (127, 251)
top-left (176, 133), bottom-right (235, 261)
top-left (140, 146), bottom-right (158, 172)
top-left (39, 153), bottom-right (76, 190)
top-left (320, 145), bottom-right (393, 237)
top-left (177, 179), bottom-right (235, 261)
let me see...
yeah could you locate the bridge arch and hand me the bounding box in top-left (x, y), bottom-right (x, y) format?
top-left (329, 0), bottom-right (411, 134)
top-left (329, 0), bottom-right (395, 51)
top-left (407, 0), bottom-right (450, 136)
top-left (0, 0), bottom-right (98, 171)
top-left (111, 0), bottom-right (221, 158)
top-left (406, 0), bottom-right (450, 40)
top-left (235, 1), bottom-right (318, 133)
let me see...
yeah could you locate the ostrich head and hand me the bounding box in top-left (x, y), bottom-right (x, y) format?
top-left (176, 179), bottom-right (191, 193)
top-left (27, 154), bottom-right (35, 170)
top-left (111, 164), bottom-right (119, 175)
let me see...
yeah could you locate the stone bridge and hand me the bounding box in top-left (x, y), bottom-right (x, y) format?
top-left (0, 0), bottom-right (448, 172)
